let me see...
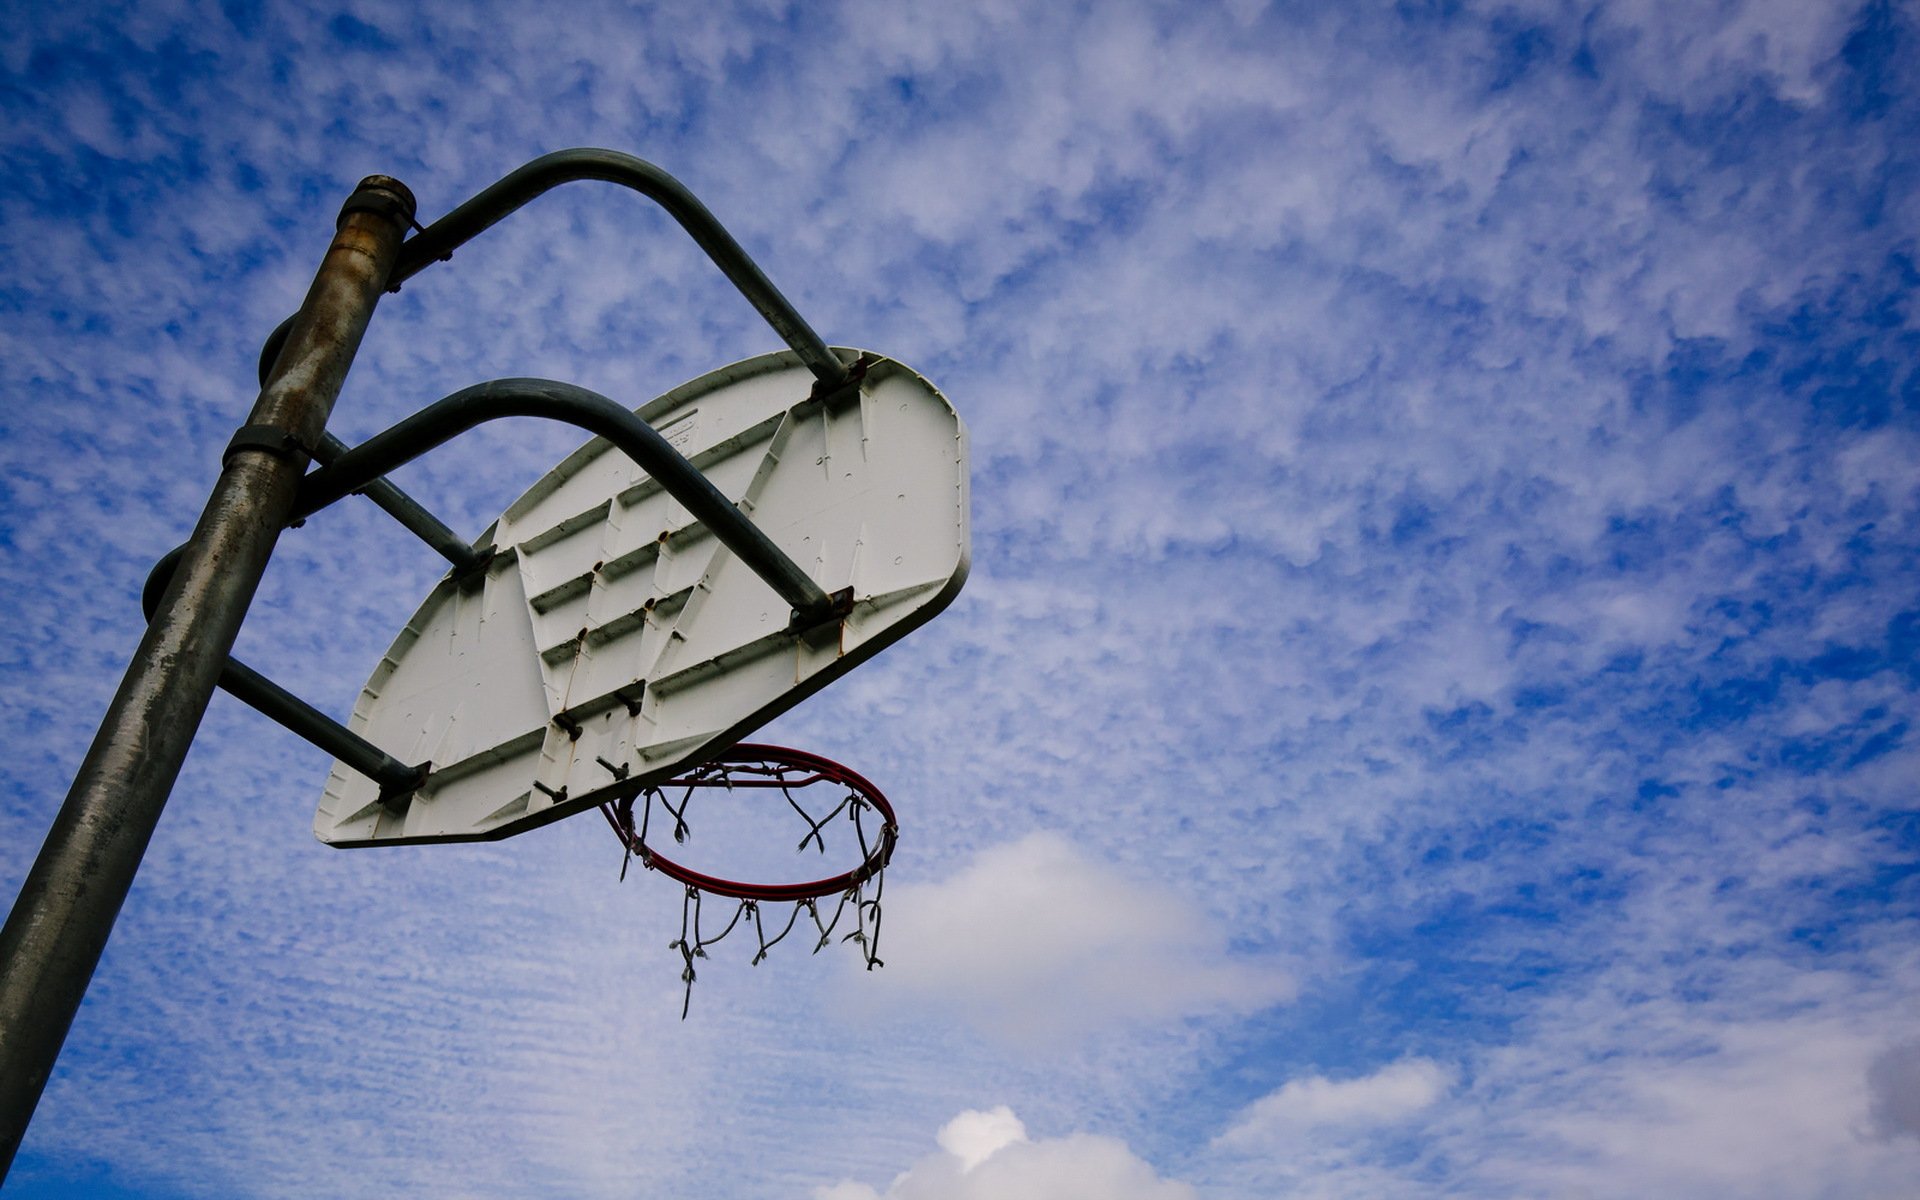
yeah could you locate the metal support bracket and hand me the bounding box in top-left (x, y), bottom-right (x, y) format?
top-left (141, 549), bottom-right (429, 800)
top-left (259, 147), bottom-right (855, 395)
top-left (295, 377), bottom-right (840, 627)
top-left (308, 431), bottom-right (491, 577)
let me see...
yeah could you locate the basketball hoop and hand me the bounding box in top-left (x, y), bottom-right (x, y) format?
top-left (599, 744), bottom-right (897, 1016)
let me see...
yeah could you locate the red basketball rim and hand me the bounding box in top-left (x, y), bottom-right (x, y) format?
top-left (601, 743), bottom-right (897, 903)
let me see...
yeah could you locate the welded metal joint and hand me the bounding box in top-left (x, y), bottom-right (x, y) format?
top-left (789, 586), bottom-right (856, 636)
top-left (377, 762), bottom-right (430, 813)
top-left (810, 353), bottom-right (871, 409)
top-left (447, 544), bottom-right (498, 583)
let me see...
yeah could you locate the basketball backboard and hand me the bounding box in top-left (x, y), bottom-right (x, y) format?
top-left (313, 348), bottom-right (967, 846)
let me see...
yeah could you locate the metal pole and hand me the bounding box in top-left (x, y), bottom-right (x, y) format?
top-left (0, 175), bottom-right (416, 1178)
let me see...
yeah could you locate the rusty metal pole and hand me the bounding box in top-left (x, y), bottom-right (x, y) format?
top-left (0, 176), bottom-right (416, 1178)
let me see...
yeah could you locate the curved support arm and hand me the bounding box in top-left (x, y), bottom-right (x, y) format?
top-left (261, 148), bottom-right (850, 389)
top-left (294, 377), bottom-right (837, 626)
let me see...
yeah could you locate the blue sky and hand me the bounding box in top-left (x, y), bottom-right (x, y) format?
top-left (2, 1), bottom-right (1918, 1196)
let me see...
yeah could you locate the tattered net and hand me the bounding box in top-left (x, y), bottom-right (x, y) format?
top-left (598, 744), bottom-right (895, 1016)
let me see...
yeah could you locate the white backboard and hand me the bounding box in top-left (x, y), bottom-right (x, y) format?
top-left (314, 349), bottom-right (968, 846)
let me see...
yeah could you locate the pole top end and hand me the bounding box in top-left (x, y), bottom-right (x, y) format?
top-left (339, 176), bottom-right (417, 229)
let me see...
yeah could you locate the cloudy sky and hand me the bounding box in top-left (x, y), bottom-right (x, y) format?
top-left (3, 0), bottom-right (1918, 1196)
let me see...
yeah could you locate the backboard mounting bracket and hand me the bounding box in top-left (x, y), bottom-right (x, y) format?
top-left (788, 586), bottom-right (856, 636)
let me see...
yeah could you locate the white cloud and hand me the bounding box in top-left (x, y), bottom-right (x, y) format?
top-left (936, 1105), bottom-right (1029, 1171)
top-left (1466, 1005), bottom-right (1920, 1199)
top-left (1214, 1058), bottom-right (1453, 1150)
top-left (1866, 1040), bottom-right (1920, 1142)
top-left (813, 1107), bottom-right (1195, 1200)
top-left (860, 832), bottom-right (1294, 1040)
top-left (5, 1), bottom-right (1918, 1197)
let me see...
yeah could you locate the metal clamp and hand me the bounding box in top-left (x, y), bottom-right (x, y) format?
top-left (222, 424), bottom-right (308, 469)
top-left (337, 175), bottom-right (418, 231)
